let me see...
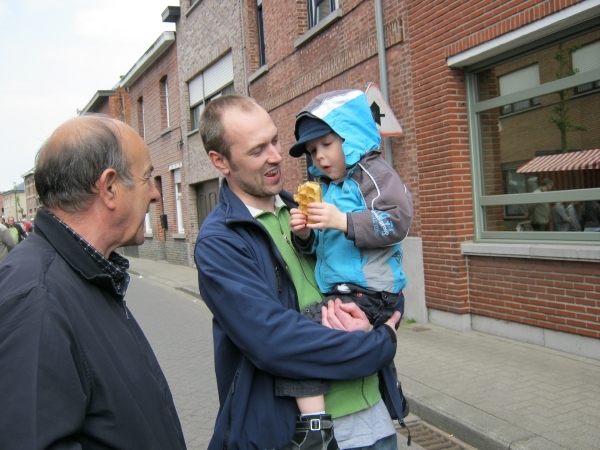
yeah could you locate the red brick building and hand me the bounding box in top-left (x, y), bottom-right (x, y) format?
top-left (117, 31), bottom-right (191, 265)
top-left (164, 0), bottom-right (600, 359)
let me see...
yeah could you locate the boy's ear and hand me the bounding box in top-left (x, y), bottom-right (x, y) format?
top-left (208, 150), bottom-right (231, 176)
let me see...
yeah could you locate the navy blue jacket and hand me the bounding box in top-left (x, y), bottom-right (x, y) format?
top-left (0, 209), bottom-right (186, 449)
top-left (195, 180), bottom-right (405, 450)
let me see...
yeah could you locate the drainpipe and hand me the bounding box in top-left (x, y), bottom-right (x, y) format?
top-left (239, 0), bottom-right (249, 96)
top-left (374, 0), bottom-right (393, 166)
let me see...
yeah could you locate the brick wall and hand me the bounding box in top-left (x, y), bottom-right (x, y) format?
top-left (408, 0), bottom-right (600, 338)
top-left (175, 0), bottom-right (247, 255)
top-left (468, 256), bottom-right (600, 339)
top-left (127, 41), bottom-right (189, 265)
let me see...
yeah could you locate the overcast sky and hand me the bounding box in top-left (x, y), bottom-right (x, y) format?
top-left (0, 0), bottom-right (175, 192)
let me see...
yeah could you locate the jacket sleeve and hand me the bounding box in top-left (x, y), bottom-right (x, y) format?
top-left (0, 288), bottom-right (87, 449)
top-left (195, 231), bottom-right (397, 382)
top-left (347, 155), bottom-right (413, 248)
top-left (1, 229), bottom-right (16, 252)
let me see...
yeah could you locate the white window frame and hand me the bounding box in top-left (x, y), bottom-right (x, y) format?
top-left (173, 168), bottom-right (184, 234)
top-left (144, 212), bottom-right (152, 234)
top-left (163, 78), bottom-right (170, 128)
top-left (307, 0), bottom-right (337, 29)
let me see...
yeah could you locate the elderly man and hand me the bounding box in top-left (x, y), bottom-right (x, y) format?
top-left (0, 116), bottom-right (186, 449)
top-left (195, 95), bottom-right (404, 450)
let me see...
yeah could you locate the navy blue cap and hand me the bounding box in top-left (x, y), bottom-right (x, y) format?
top-left (289, 116), bottom-right (333, 158)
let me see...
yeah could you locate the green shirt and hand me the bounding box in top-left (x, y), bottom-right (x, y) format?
top-left (255, 199), bottom-right (381, 418)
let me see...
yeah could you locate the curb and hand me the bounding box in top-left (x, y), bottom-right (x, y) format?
top-left (405, 382), bottom-right (567, 450)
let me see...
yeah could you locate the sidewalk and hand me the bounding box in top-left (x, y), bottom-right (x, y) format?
top-left (128, 257), bottom-right (600, 450)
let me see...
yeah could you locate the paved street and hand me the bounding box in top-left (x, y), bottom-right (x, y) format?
top-left (126, 275), bottom-right (218, 449)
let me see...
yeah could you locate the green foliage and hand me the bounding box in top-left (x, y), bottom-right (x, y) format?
top-left (549, 44), bottom-right (586, 153)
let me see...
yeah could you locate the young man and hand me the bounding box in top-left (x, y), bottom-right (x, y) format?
top-left (6, 216), bottom-right (27, 243)
top-left (195, 95), bottom-right (405, 450)
top-left (282, 89), bottom-right (412, 441)
top-left (0, 116), bottom-right (186, 449)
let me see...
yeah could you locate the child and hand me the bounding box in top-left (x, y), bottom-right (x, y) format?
top-left (278, 89), bottom-right (413, 449)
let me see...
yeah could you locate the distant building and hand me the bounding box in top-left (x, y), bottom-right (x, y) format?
top-left (21, 168), bottom-right (39, 220)
top-left (115, 30), bottom-right (190, 266)
top-left (2, 183), bottom-right (26, 221)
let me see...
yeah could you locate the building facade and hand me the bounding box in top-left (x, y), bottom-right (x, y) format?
top-left (170, 0), bottom-right (599, 359)
top-left (2, 183), bottom-right (26, 222)
top-left (118, 31), bottom-right (190, 266)
top-left (21, 169), bottom-right (40, 221)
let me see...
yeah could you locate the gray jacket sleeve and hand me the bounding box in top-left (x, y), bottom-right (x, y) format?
top-left (1, 228), bottom-right (16, 252)
top-left (346, 152), bottom-right (413, 248)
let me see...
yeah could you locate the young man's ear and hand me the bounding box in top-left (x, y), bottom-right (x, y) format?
top-left (208, 150), bottom-right (231, 176)
top-left (97, 168), bottom-right (119, 210)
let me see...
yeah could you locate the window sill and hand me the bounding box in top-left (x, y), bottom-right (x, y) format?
top-left (499, 104), bottom-right (542, 119)
top-left (186, 0), bottom-right (202, 16)
top-left (187, 129), bottom-right (199, 138)
top-left (461, 241), bottom-right (600, 262)
top-left (248, 64), bottom-right (269, 84)
top-left (294, 9), bottom-right (343, 49)
top-left (144, 232), bottom-right (153, 238)
top-left (172, 233), bottom-right (186, 240)
top-left (161, 127), bottom-right (173, 136)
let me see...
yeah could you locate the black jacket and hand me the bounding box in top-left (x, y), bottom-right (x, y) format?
top-left (0, 209), bottom-right (186, 449)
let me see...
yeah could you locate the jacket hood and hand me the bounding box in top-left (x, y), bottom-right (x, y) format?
top-left (295, 89), bottom-right (381, 177)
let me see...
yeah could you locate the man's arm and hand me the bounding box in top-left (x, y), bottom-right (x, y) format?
top-left (196, 232), bottom-right (397, 382)
top-left (0, 289), bottom-right (87, 449)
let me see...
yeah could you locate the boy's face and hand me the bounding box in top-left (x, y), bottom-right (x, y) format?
top-left (306, 132), bottom-right (346, 181)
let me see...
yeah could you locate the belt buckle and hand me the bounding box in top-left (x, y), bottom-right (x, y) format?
top-left (310, 418), bottom-right (321, 431)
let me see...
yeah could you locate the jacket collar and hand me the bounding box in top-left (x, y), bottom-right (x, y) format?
top-left (219, 179), bottom-right (296, 225)
top-left (33, 209), bottom-right (128, 298)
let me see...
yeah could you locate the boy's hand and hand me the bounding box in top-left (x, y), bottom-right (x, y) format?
top-left (289, 208), bottom-right (311, 240)
top-left (306, 203), bottom-right (347, 232)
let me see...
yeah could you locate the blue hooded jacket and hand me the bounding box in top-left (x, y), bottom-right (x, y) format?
top-left (293, 89), bottom-right (413, 294)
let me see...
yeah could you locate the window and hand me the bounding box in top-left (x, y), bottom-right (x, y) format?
top-left (188, 53), bottom-right (235, 131)
top-left (467, 27), bottom-right (600, 241)
top-left (137, 97), bottom-right (145, 139)
top-left (257, 0), bottom-right (266, 67)
top-left (161, 77), bottom-right (170, 128)
top-left (308, 0), bottom-right (337, 29)
top-left (498, 65), bottom-right (542, 116)
top-left (173, 168), bottom-right (184, 233)
top-left (145, 213), bottom-right (152, 234)
top-left (573, 40), bottom-right (600, 95)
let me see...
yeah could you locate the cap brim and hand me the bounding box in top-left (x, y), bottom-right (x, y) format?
top-left (289, 128), bottom-right (332, 158)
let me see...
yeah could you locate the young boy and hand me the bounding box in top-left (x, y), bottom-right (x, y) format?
top-left (278, 89), bottom-right (413, 449)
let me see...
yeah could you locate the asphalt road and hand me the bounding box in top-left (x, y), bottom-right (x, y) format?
top-left (126, 275), bottom-right (218, 450)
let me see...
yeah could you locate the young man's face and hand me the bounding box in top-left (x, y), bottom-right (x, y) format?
top-left (306, 132), bottom-right (346, 181)
top-left (218, 105), bottom-right (283, 208)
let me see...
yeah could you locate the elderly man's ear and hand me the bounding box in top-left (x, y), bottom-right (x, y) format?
top-left (96, 168), bottom-right (119, 210)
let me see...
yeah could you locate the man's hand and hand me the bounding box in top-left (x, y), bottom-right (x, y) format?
top-left (289, 208), bottom-right (311, 240)
top-left (321, 299), bottom-right (371, 331)
top-left (306, 203), bottom-right (347, 233)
